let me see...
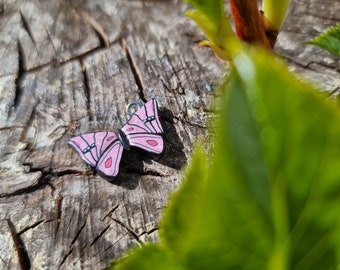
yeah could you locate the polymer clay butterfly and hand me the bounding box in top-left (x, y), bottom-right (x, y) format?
top-left (68, 98), bottom-right (164, 179)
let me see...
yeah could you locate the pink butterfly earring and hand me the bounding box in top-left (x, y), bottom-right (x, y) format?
top-left (68, 98), bottom-right (164, 179)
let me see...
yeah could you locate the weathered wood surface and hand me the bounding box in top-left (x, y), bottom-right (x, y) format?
top-left (0, 0), bottom-right (339, 269)
top-left (0, 1), bottom-right (223, 269)
top-left (275, 0), bottom-right (340, 93)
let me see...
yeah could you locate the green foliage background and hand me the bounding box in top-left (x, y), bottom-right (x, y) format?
top-left (307, 23), bottom-right (340, 57)
top-left (110, 47), bottom-right (340, 270)
top-left (110, 1), bottom-right (340, 270)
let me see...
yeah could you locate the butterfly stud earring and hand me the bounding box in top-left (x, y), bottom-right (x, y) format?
top-left (68, 98), bottom-right (164, 179)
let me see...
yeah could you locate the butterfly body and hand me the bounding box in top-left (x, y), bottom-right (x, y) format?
top-left (68, 99), bottom-right (164, 179)
top-left (117, 129), bottom-right (131, 150)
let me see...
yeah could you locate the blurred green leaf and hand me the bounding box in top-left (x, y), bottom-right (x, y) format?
top-left (184, 0), bottom-right (237, 60)
top-left (161, 147), bottom-right (208, 255)
top-left (110, 245), bottom-right (184, 270)
top-left (110, 47), bottom-right (340, 270)
top-left (161, 147), bottom-right (216, 269)
top-left (306, 23), bottom-right (340, 56)
top-left (184, 0), bottom-right (224, 25)
top-left (219, 48), bottom-right (340, 269)
top-left (185, 9), bottom-right (216, 43)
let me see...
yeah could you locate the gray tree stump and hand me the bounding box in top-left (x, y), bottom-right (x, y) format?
top-left (0, 0), bottom-right (338, 269)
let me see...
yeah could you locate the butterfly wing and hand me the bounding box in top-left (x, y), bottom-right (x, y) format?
top-left (68, 99), bottom-right (163, 176)
top-left (96, 139), bottom-right (124, 178)
top-left (121, 98), bottom-right (164, 154)
top-left (68, 131), bottom-right (123, 177)
top-left (126, 133), bottom-right (164, 154)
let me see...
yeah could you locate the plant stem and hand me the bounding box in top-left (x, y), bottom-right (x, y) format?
top-left (229, 0), bottom-right (270, 48)
top-left (262, 0), bottom-right (291, 31)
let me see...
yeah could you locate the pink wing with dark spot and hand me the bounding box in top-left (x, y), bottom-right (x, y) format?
top-left (121, 98), bottom-right (164, 154)
top-left (68, 99), bottom-right (164, 178)
top-left (68, 132), bottom-right (123, 177)
top-left (96, 139), bottom-right (123, 177)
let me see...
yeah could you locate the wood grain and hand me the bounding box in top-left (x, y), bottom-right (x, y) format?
top-left (275, 0), bottom-right (340, 93)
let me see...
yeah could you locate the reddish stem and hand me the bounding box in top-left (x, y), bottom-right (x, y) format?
top-left (229, 0), bottom-right (270, 48)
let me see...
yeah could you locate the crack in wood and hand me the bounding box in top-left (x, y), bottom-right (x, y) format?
top-left (13, 40), bottom-right (26, 109)
top-left (161, 53), bottom-right (186, 95)
top-left (19, 10), bottom-right (38, 53)
top-left (282, 56), bottom-right (340, 82)
top-left (306, 60), bottom-right (340, 72)
top-left (55, 169), bottom-right (94, 177)
top-left (58, 219), bottom-right (88, 263)
top-left (155, 52), bottom-right (187, 94)
top-left (54, 192), bottom-right (63, 239)
top-left (0, 253), bottom-right (6, 266)
top-left (101, 204), bottom-right (120, 221)
top-left (18, 219), bottom-right (45, 235)
top-left (109, 217), bottom-right (143, 245)
top-left (143, 168), bottom-right (170, 177)
top-left (58, 247), bottom-right (73, 270)
top-left (138, 226), bottom-right (159, 237)
top-left (327, 86), bottom-right (340, 97)
top-left (121, 38), bottom-right (146, 102)
top-left (292, 12), bottom-right (340, 22)
top-left (7, 218), bottom-right (31, 270)
top-left (149, 63), bottom-right (172, 92)
top-left (70, 221), bottom-right (87, 246)
top-left (22, 60), bottom-right (59, 74)
top-left (62, 0), bottom-right (110, 49)
top-left (19, 102), bottom-right (39, 148)
top-left (90, 224), bottom-right (110, 247)
top-left (120, 167), bottom-right (168, 177)
top-left (146, 226), bottom-right (159, 235)
top-left (0, 179), bottom-right (50, 198)
top-left (22, 163), bottom-right (47, 173)
top-left (0, 1), bottom-right (4, 15)
top-left (0, 125), bottom-right (25, 131)
top-left (24, 44), bottom-right (105, 74)
top-left (80, 59), bottom-right (93, 122)
top-left (102, 234), bottom-right (126, 253)
top-left (0, 163), bottom-right (57, 198)
top-left (48, 124), bottom-right (69, 142)
top-left (281, 55), bottom-right (310, 68)
top-left (173, 115), bottom-right (208, 130)
top-left (45, 26), bottom-right (58, 55)
top-left (75, 8), bottom-right (110, 48)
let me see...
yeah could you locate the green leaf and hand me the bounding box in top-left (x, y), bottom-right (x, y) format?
top-left (185, 10), bottom-right (216, 42)
top-left (183, 0), bottom-right (224, 25)
top-left (161, 147), bottom-right (210, 268)
top-left (183, 0), bottom-right (237, 60)
top-left (109, 245), bottom-right (184, 270)
top-left (110, 46), bottom-right (340, 270)
top-left (228, 48), bottom-right (340, 269)
top-left (306, 23), bottom-right (340, 56)
top-left (161, 46), bottom-right (340, 270)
